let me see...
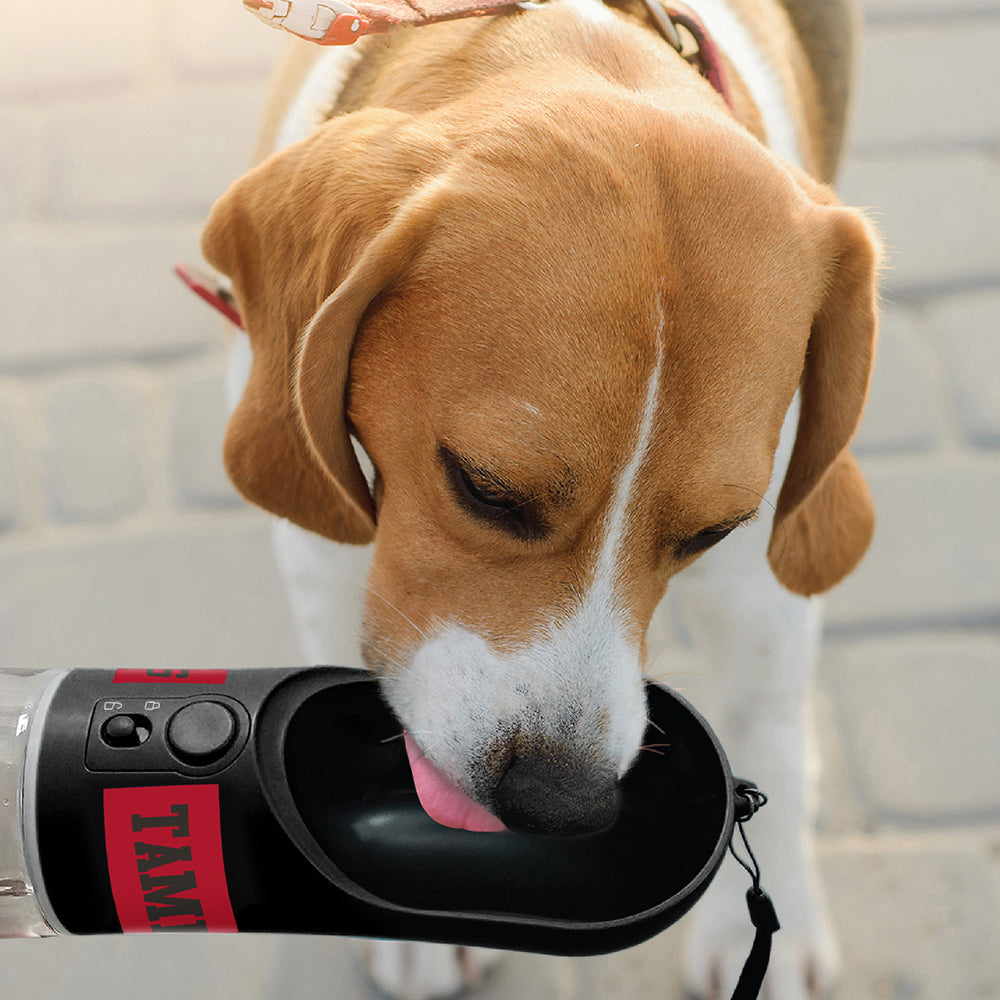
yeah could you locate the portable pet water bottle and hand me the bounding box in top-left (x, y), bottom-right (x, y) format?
top-left (0, 665), bottom-right (778, 999)
top-left (0, 669), bottom-right (62, 937)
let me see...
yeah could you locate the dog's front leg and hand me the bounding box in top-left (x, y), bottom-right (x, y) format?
top-left (662, 531), bottom-right (838, 1000)
top-left (270, 517), bottom-right (373, 668)
top-left (356, 941), bottom-right (504, 1000)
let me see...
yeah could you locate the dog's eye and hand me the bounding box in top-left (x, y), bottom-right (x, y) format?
top-left (460, 468), bottom-right (517, 510)
top-left (675, 511), bottom-right (757, 561)
top-left (439, 446), bottom-right (548, 541)
top-left (676, 525), bottom-right (735, 560)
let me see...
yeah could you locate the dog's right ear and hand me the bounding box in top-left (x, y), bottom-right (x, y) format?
top-left (201, 110), bottom-right (448, 543)
top-left (767, 175), bottom-right (881, 595)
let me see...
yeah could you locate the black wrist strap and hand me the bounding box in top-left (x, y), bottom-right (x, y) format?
top-left (727, 783), bottom-right (781, 1000)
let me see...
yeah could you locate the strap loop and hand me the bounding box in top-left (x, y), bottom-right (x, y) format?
top-left (725, 780), bottom-right (780, 1000)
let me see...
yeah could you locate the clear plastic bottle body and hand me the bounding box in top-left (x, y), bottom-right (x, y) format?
top-left (0, 669), bottom-right (64, 937)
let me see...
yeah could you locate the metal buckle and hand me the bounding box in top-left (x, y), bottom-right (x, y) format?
top-left (637, 0), bottom-right (683, 52)
top-left (243, 0), bottom-right (371, 46)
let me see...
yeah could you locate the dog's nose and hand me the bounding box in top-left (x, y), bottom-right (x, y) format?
top-left (493, 756), bottom-right (620, 835)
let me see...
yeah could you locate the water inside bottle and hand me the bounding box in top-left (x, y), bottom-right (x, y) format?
top-left (0, 670), bottom-right (63, 937)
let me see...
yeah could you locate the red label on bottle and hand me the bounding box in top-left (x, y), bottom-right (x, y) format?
top-left (104, 785), bottom-right (237, 933)
top-left (113, 669), bottom-right (228, 685)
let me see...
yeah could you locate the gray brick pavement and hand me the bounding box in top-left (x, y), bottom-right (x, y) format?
top-left (0, 226), bottom-right (221, 372)
top-left (1, 1), bottom-right (998, 998)
top-left (0, 521), bottom-right (298, 670)
top-left (851, 18), bottom-right (1000, 151)
top-left (165, 0), bottom-right (287, 77)
top-left (822, 633), bottom-right (1000, 822)
top-left (46, 87), bottom-right (264, 221)
top-left (852, 303), bottom-right (943, 456)
top-left (0, 2), bottom-right (147, 99)
top-left (169, 371), bottom-right (244, 509)
top-left (0, 400), bottom-right (22, 533)
top-left (822, 847), bottom-right (1000, 1000)
top-left (931, 289), bottom-right (1000, 447)
top-left (839, 150), bottom-right (1000, 294)
top-left (864, 0), bottom-right (1000, 20)
top-left (42, 375), bottom-right (147, 523)
top-left (0, 934), bottom-right (289, 999)
top-left (827, 461), bottom-right (1000, 629)
top-left (0, 111), bottom-right (28, 226)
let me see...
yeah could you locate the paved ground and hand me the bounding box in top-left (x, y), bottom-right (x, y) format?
top-left (1, 1), bottom-right (999, 998)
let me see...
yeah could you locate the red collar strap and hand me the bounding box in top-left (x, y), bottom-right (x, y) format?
top-left (175, 264), bottom-right (244, 329)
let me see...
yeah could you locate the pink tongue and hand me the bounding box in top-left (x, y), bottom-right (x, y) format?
top-left (403, 733), bottom-right (506, 833)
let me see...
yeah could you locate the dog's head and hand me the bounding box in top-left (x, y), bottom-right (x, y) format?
top-left (204, 92), bottom-right (878, 834)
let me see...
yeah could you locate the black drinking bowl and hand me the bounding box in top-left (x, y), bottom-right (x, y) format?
top-left (255, 669), bottom-right (738, 955)
top-left (29, 665), bottom-right (756, 958)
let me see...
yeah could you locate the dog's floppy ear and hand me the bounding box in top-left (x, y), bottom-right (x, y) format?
top-left (201, 110), bottom-right (446, 543)
top-left (768, 179), bottom-right (880, 596)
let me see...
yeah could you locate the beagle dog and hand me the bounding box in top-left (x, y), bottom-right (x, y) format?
top-left (203, 0), bottom-right (877, 995)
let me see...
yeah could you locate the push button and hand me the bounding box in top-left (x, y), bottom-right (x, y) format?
top-left (166, 701), bottom-right (236, 766)
top-left (101, 714), bottom-right (151, 748)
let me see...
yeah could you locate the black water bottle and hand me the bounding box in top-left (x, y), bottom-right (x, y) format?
top-left (1, 665), bottom-right (744, 956)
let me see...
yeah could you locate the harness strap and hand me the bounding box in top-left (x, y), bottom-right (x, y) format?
top-left (243, 0), bottom-right (523, 45)
top-left (242, 0), bottom-right (733, 108)
top-left (182, 1), bottom-right (735, 326)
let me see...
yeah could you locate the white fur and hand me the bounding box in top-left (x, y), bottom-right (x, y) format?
top-left (560, 0), bottom-right (619, 26)
top-left (594, 315), bottom-right (665, 600)
top-left (274, 44), bottom-right (366, 151)
top-left (380, 321), bottom-right (664, 794)
top-left (224, 331), bottom-right (254, 412)
top-left (688, 0), bottom-right (804, 168)
top-left (665, 397), bottom-right (837, 998)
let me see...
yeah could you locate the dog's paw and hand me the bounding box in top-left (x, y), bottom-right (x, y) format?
top-left (354, 940), bottom-right (503, 1000)
top-left (683, 855), bottom-right (838, 1000)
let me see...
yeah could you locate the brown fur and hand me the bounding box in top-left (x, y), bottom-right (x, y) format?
top-left (202, 0), bottom-right (879, 656)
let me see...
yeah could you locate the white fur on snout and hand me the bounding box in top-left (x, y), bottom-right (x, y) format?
top-left (380, 598), bottom-right (649, 795)
top-left (382, 321), bottom-right (666, 796)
